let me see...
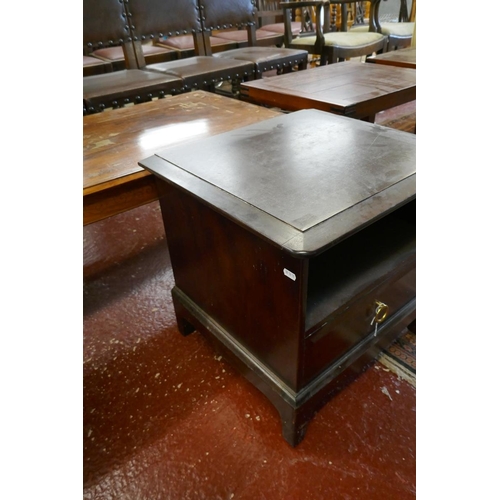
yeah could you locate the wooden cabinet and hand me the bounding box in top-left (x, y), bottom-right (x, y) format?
top-left (140, 109), bottom-right (416, 446)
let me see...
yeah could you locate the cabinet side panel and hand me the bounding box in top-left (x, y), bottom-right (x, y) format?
top-left (158, 182), bottom-right (305, 391)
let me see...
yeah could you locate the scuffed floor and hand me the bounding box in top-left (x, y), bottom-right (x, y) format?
top-left (83, 201), bottom-right (416, 500)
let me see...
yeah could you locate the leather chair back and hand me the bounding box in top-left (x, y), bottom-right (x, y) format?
top-left (83, 0), bottom-right (131, 54)
top-left (200, 0), bottom-right (256, 31)
top-left (126, 0), bottom-right (203, 40)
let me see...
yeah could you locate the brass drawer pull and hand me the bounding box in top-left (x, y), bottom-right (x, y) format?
top-left (371, 301), bottom-right (389, 337)
top-left (374, 301), bottom-right (389, 324)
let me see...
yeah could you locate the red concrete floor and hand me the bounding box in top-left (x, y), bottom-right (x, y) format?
top-left (83, 201), bottom-right (416, 500)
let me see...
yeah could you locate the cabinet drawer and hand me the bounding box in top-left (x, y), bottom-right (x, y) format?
top-left (302, 265), bottom-right (415, 384)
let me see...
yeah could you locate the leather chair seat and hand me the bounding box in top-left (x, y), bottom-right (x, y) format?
top-left (213, 28), bottom-right (280, 43)
top-left (158, 34), bottom-right (201, 51)
top-left (83, 70), bottom-right (184, 112)
top-left (157, 34), bottom-right (239, 55)
top-left (91, 44), bottom-right (177, 68)
top-left (90, 46), bottom-right (127, 71)
top-left (141, 43), bottom-right (179, 63)
top-left (145, 56), bottom-right (255, 89)
top-left (213, 46), bottom-right (308, 75)
top-left (83, 55), bottom-right (109, 67)
top-left (260, 21), bottom-right (303, 36)
top-left (83, 55), bottom-right (113, 76)
top-left (158, 35), bottom-right (237, 51)
top-left (91, 46), bottom-right (124, 62)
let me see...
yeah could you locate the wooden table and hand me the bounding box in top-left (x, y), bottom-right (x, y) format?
top-left (240, 61), bottom-right (416, 121)
top-left (367, 47), bottom-right (416, 69)
top-left (83, 91), bottom-right (281, 225)
top-left (140, 109), bottom-right (416, 446)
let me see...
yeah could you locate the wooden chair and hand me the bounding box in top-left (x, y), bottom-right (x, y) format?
top-left (281, 0), bottom-right (386, 65)
top-left (200, 0), bottom-right (285, 51)
top-left (350, 0), bottom-right (415, 51)
top-left (206, 0), bottom-right (300, 50)
top-left (83, 41), bottom-right (185, 113)
top-left (255, 0), bottom-right (306, 37)
top-left (151, 0), bottom-right (241, 57)
top-left (126, 0), bottom-right (256, 93)
top-left (83, 0), bottom-right (177, 75)
top-left (83, 0), bottom-right (186, 113)
top-left (201, 0), bottom-right (309, 78)
top-left (83, 0), bottom-right (130, 72)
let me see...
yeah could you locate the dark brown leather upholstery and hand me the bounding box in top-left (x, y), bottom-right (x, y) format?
top-left (84, 0), bottom-right (311, 108)
top-left (157, 34), bottom-right (239, 57)
top-left (83, 0), bottom-right (188, 113)
top-left (201, 0), bottom-right (284, 50)
top-left (211, 27), bottom-right (284, 49)
top-left (202, 0), bottom-right (255, 27)
top-left (83, 0), bottom-right (184, 113)
top-left (83, 0), bottom-right (131, 71)
top-left (257, 22), bottom-right (302, 36)
top-left (83, 0), bottom-right (177, 74)
top-left (126, 0), bottom-right (256, 91)
top-left (83, 0), bottom-right (130, 53)
top-left (214, 46), bottom-right (306, 74)
top-left (83, 69), bottom-right (184, 112)
top-left (126, 0), bottom-right (205, 58)
top-left (91, 44), bottom-right (178, 69)
top-left (256, 0), bottom-right (304, 36)
top-left (146, 56), bottom-right (254, 91)
top-left (201, 0), bottom-right (308, 76)
top-left (83, 56), bottom-right (113, 77)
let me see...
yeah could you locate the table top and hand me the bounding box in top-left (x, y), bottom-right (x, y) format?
top-left (367, 47), bottom-right (416, 69)
top-left (240, 61), bottom-right (416, 119)
top-left (83, 91), bottom-right (281, 195)
top-left (140, 109), bottom-right (416, 255)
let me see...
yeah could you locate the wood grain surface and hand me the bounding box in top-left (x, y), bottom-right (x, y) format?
top-left (83, 91), bottom-right (281, 224)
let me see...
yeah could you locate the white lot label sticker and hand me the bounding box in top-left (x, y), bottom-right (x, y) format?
top-left (283, 268), bottom-right (296, 281)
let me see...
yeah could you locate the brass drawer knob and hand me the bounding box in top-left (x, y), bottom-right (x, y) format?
top-left (374, 301), bottom-right (389, 324)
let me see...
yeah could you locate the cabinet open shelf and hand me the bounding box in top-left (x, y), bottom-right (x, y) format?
top-left (306, 200), bottom-right (416, 331)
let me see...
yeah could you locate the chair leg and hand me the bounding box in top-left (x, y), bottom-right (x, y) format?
top-left (298, 58), bottom-right (308, 71)
top-left (327, 48), bottom-right (340, 65)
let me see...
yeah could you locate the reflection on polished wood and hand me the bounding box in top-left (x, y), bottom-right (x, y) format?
top-left (367, 47), bottom-right (416, 69)
top-left (83, 91), bottom-right (281, 225)
top-left (240, 61), bottom-right (416, 121)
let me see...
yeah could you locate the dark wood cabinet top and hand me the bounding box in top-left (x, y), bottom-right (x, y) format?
top-left (141, 109), bottom-right (416, 255)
